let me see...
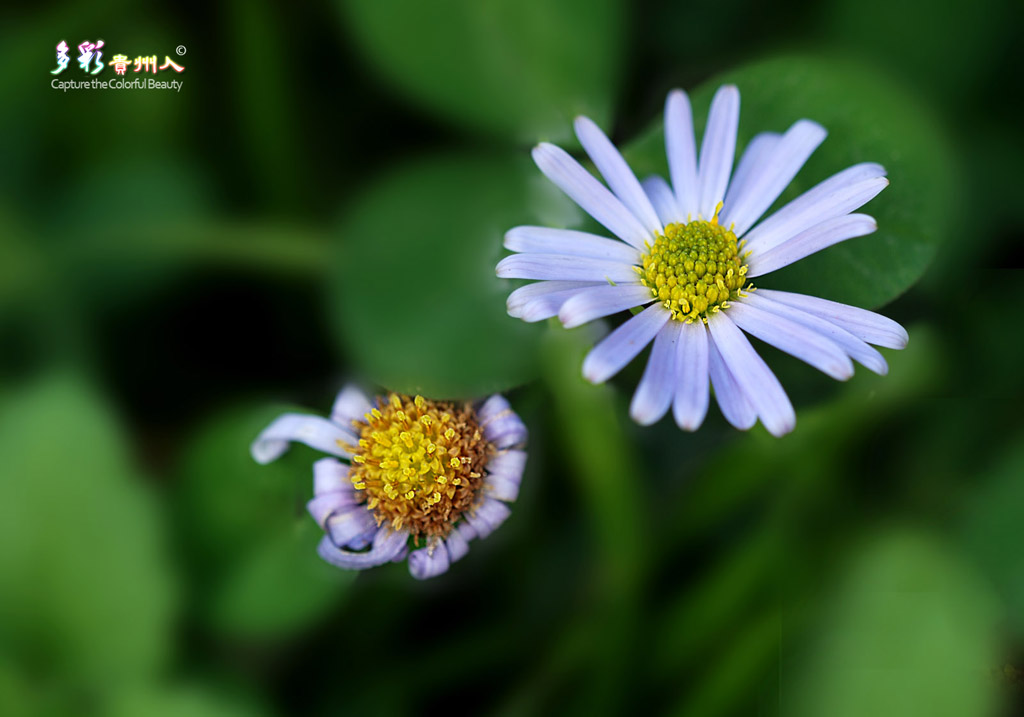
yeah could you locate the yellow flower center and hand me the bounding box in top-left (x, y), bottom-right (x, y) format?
top-left (639, 213), bottom-right (751, 322)
top-left (347, 394), bottom-right (489, 540)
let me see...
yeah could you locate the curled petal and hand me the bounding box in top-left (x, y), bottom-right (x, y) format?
top-left (408, 542), bottom-right (452, 580)
top-left (317, 527), bottom-right (409, 570)
top-left (251, 413), bottom-right (355, 464)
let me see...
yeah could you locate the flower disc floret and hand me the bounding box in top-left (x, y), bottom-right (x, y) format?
top-left (639, 218), bottom-right (750, 322)
top-left (348, 394), bottom-right (489, 539)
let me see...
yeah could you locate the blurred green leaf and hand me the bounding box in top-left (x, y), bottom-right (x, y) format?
top-left (0, 373), bottom-right (176, 688)
top-left (624, 55), bottom-right (955, 309)
top-left (105, 683), bottom-right (271, 717)
top-left (338, 0), bottom-right (624, 142)
top-left (176, 403), bottom-right (353, 639)
top-left (333, 152), bottom-right (573, 398)
top-left (786, 529), bottom-right (999, 717)
top-left (960, 434), bottom-right (1024, 636)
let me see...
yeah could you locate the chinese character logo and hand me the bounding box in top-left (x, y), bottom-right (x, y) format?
top-left (109, 54), bottom-right (129, 75)
top-left (77, 40), bottom-right (104, 75)
top-left (51, 40), bottom-right (70, 75)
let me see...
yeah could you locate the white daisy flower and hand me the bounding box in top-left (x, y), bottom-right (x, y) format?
top-left (497, 85), bottom-right (908, 437)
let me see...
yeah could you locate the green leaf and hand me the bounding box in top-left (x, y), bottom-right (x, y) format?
top-left (624, 55), bottom-right (955, 309)
top-left (786, 530), bottom-right (999, 717)
top-left (332, 152), bottom-right (575, 398)
top-left (960, 435), bottom-right (1024, 636)
top-left (175, 403), bottom-right (353, 639)
top-left (338, 0), bottom-right (624, 142)
top-left (104, 683), bottom-right (270, 717)
top-left (0, 373), bottom-right (176, 688)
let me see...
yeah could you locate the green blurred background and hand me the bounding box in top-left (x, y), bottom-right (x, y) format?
top-left (1, 0), bottom-right (1023, 715)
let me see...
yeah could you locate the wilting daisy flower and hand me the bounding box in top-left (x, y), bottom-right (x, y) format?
top-left (251, 386), bottom-right (527, 579)
top-left (497, 85), bottom-right (908, 436)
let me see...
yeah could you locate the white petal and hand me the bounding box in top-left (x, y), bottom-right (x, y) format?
top-left (251, 413), bottom-right (355, 464)
top-left (316, 527), bottom-right (409, 570)
top-left (707, 312), bottom-right (795, 437)
top-left (720, 132), bottom-right (780, 220)
top-left (574, 115), bottom-right (662, 235)
top-left (747, 214), bottom-right (878, 277)
top-left (496, 254), bottom-right (640, 283)
top-left (673, 320), bottom-right (710, 431)
top-left (743, 162), bottom-right (888, 254)
top-left (509, 283), bottom-right (606, 323)
top-left (723, 120), bottom-right (827, 237)
top-left (558, 284), bottom-right (655, 329)
top-left (697, 85), bottom-right (740, 219)
top-left (728, 300), bottom-right (854, 380)
top-left (757, 289), bottom-right (908, 349)
top-left (707, 334), bottom-right (756, 430)
top-left (740, 292), bottom-right (887, 374)
top-left (581, 303), bottom-right (671, 384)
top-left (330, 385), bottom-right (372, 429)
top-left (532, 143), bottom-right (652, 249)
top-left (504, 226), bottom-right (642, 263)
top-left (641, 175), bottom-right (683, 226)
top-left (665, 89), bottom-right (700, 217)
top-left (630, 321), bottom-right (680, 425)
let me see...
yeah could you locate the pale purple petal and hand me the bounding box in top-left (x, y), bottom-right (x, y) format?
top-left (445, 530), bottom-right (470, 563)
top-left (740, 292), bottom-right (887, 375)
top-left (327, 507), bottom-right (377, 547)
top-left (574, 115), bottom-right (662, 235)
top-left (707, 311), bottom-right (795, 437)
top-left (316, 527), bottom-right (409, 570)
top-left (504, 226), bottom-right (642, 263)
top-left (728, 300), bottom-right (854, 380)
top-left (507, 281), bottom-right (604, 322)
top-left (330, 385), bottom-right (372, 429)
top-left (465, 499), bottom-right (512, 540)
top-left (483, 448), bottom-right (524, 487)
top-left (723, 120), bottom-right (827, 237)
top-left (307, 492), bottom-right (360, 529)
top-left (251, 413), bottom-right (355, 464)
top-left (408, 542), bottom-right (452, 580)
top-left (558, 284), bottom-right (655, 329)
top-left (747, 214), bottom-right (878, 277)
top-left (757, 289), bottom-right (908, 349)
top-left (641, 175), bottom-right (683, 226)
top-left (496, 254), bottom-right (640, 284)
top-left (697, 85), bottom-right (740, 219)
top-left (532, 143), bottom-right (652, 249)
top-left (582, 303), bottom-right (672, 383)
top-left (721, 132), bottom-right (779, 219)
top-left (708, 335), bottom-right (756, 430)
top-left (673, 320), bottom-right (711, 431)
top-left (478, 397), bottom-right (528, 449)
top-left (630, 321), bottom-right (680, 425)
top-left (313, 457), bottom-right (351, 497)
top-left (743, 165), bottom-right (888, 255)
top-left (665, 89), bottom-right (699, 218)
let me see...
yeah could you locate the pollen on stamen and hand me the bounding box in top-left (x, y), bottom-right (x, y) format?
top-left (347, 393), bottom-right (492, 541)
top-left (640, 218), bottom-right (753, 323)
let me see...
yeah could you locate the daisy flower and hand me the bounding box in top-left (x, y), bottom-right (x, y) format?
top-left (251, 385), bottom-right (527, 579)
top-left (497, 85), bottom-right (908, 436)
